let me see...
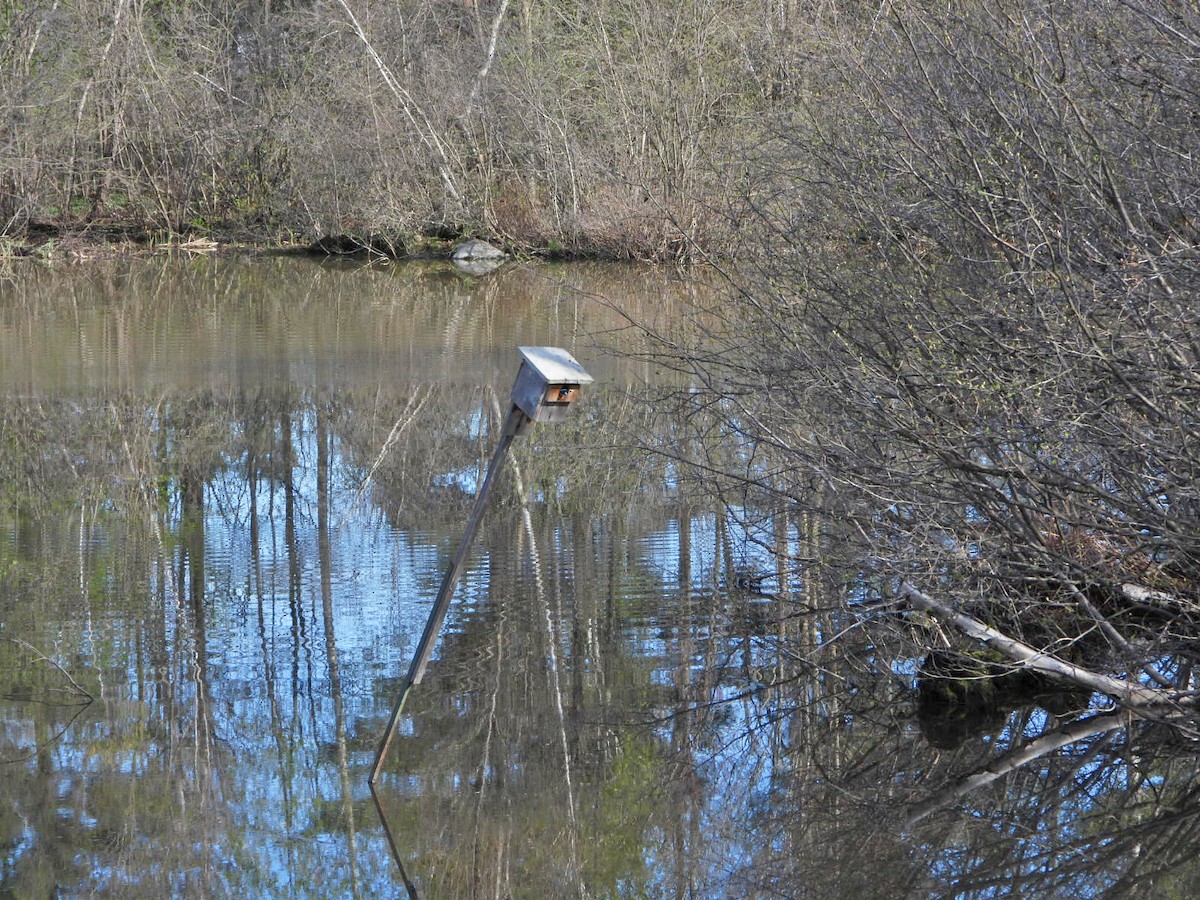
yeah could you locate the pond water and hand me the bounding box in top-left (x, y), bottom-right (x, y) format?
top-left (1, 255), bottom-right (1198, 898)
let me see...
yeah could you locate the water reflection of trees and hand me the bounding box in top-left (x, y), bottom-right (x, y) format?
top-left (0, 380), bottom-right (685, 895)
top-left (0, 256), bottom-right (678, 397)
top-left (5, 349), bottom-right (1200, 895)
top-left (369, 493), bottom-right (1200, 897)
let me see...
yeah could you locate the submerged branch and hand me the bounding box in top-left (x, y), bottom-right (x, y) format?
top-left (1, 639), bottom-right (94, 765)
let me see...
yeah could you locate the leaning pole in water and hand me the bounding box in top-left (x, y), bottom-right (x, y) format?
top-left (369, 346), bottom-right (594, 785)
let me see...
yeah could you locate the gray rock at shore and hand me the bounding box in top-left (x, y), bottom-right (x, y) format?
top-left (451, 238), bottom-right (506, 261)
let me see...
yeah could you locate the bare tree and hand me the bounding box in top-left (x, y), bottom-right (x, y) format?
top-left (648, 0), bottom-right (1200, 714)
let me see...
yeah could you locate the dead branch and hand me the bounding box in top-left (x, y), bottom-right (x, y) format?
top-left (899, 582), bottom-right (1182, 710)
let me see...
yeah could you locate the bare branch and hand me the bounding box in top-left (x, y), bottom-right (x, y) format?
top-left (899, 583), bottom-right (1179, 710)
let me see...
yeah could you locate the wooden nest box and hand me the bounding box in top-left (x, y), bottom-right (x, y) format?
top-left (510, 346), bottom-right (594, 429)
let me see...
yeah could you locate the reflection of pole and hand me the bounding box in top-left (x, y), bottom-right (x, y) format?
top-left (369, 782), bottom-right (420, 899)
top-left (370, 403), bottom-right (527, 785)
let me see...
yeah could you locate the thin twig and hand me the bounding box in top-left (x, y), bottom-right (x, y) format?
top-left (7, 638), bottom-right (93, 700)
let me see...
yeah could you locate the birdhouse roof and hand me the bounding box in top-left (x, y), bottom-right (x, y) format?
top-left (517, 346), bottom-right (594, 384)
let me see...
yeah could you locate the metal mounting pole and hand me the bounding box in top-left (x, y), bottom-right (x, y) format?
top-left (370, 404), bottom-right (526, 784)
top-left (369, 346), bottom-right (592, 786)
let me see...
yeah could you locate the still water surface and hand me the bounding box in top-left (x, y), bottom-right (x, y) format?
top-left (1, 256), bottom-right (1198, 898)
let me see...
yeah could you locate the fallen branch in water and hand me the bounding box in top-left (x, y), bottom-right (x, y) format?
top-left (1065, 583), bottom-right (1176, 690)
top-left (898, 582), bottom-right (1184, 711)
top-left (336, 385), bottom-right (432, 533)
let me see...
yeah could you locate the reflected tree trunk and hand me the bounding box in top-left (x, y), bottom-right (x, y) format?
top-left (247, 389), bottom-right (297, 872)
top-left (316, 391), bottom-right (362, 898)
top-left (179, 454), bottom-right (218, 886)
top-left (670, 505), bottom-right (698, 898)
